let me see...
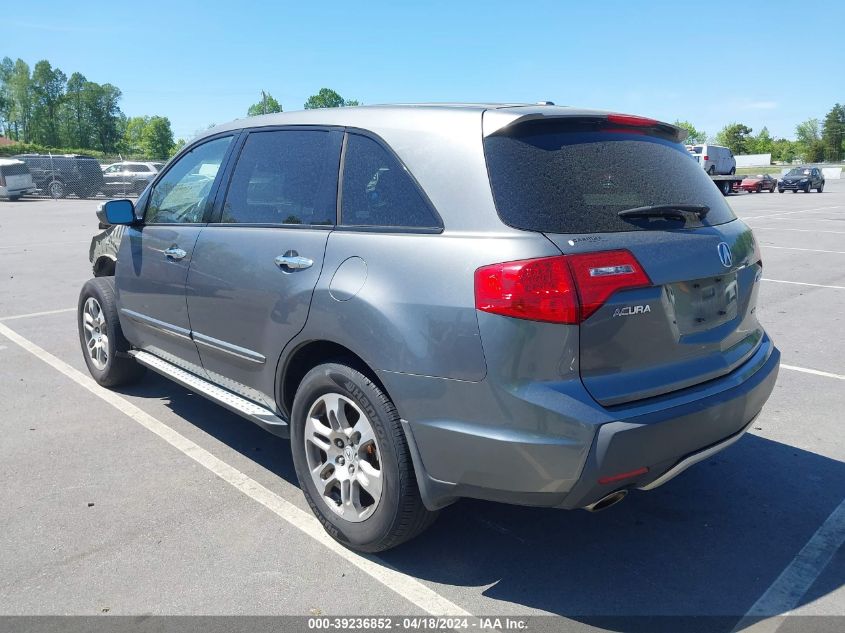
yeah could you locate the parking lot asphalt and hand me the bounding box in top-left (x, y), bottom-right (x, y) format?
top-left (1, 184), bottom-right (844, 631)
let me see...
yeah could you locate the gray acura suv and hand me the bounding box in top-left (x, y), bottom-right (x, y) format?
top-left (79, 104), bottom-right (780, 552)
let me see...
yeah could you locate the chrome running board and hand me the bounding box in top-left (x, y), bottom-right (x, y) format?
top-left (131, 350), bottom-right (289, 438)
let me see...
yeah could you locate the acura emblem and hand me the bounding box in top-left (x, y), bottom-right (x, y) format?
top-left (717, 242), bottom-right (732, 268)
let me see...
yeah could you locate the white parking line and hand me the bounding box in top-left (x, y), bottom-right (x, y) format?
top-left (0, 322), bottom-right (472, 618)
top-left (732, 497), bottom-right (845, 633)
top-left (762, 245), bottom-right (845, 255)
top-left (0, 307), bottom-right (76, 321)
top-left (752, 217), bottom-right (845, 223)
top-left (741, 205), bottom-right (841, 220)
top-left (762, 278), bottom-right (845, 290)
top-left (0, 240), bottom-right (89, 250)
top-left (781, 364), bottom-right (845, 381)
top-left (752, 227), bottom-right (845, 235)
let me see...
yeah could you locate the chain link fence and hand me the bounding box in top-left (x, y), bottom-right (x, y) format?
top-left (3, 152), bottom-right (166, 200)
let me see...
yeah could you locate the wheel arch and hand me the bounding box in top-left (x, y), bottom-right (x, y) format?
top-left (93, 256), bottom-right (116, 277)
top-left (277, 339), bottom-right (392, 420)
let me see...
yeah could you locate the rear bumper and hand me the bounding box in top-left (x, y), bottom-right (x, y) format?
top-left (388, 335), bottom-right (779, 511)
top-left (0, 185), bottom-right (36, 197)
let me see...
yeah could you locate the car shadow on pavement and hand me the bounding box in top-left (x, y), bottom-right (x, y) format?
top-left (118, 373), bottom-right (845, 631)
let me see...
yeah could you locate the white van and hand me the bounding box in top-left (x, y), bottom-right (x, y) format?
top-left (0, 158), bottom-right (37, 200)
top-left (687, 144), bottom-right (736, 175)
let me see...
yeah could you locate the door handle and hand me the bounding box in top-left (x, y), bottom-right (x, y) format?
top-left (164, 246), bottom-right (187, 261)
top-left (274, 254), bottom-right (313, 270)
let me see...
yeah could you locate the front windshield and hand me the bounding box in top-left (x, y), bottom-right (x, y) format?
top-left (786, 168), bottom-right (811, 177)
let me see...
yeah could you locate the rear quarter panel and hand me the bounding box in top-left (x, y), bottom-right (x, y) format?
top-left (293, 229), bottom-right (561, 381)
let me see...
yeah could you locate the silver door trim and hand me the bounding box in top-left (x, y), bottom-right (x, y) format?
top-left (192, 331), bottom-right (266, 365)
top-left (120, 308), bottom-right (192, 341)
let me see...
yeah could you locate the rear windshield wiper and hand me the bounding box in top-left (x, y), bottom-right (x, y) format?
top-left (618, 204), bottom-right (710, 221)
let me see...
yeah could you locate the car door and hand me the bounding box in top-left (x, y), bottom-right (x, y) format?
top-left (185, 128), bottom-right (342, 407)
top-left (115, 134), bottom-right (236, 373)
top-left (103, 164), bottom-right (122, 193)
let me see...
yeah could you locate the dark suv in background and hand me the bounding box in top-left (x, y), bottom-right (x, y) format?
top-left (15, 153), bottom-right (104, 199)
top-left (80, 104), bottom-right (780, 552)
top-left (778, 166), bottom-right (825, 193)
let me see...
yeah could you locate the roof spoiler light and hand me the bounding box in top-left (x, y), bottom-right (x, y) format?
top-left (606, 113), bottom-right (659, 127)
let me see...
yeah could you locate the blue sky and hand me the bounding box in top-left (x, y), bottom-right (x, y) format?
top-left (5, 0), bottom-right (844, 141)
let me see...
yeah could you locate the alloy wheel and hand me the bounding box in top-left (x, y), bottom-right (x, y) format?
top-left (82, 297), bottom-right (109, 370)
top-left (303, 392), bottom-right (383, 522)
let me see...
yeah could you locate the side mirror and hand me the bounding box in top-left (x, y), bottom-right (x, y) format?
top-left (97, 199), bottom-right (136, 226)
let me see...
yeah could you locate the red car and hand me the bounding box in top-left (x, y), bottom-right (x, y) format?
top-left (740, 173), bottom-right (778, 193)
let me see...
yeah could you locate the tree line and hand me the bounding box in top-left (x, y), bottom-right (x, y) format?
top-left (245, 87), bottom-right (360, 115)
top-left (0, 57), bottom-right (176, 159)
top-left (675, 103), bottom-right (845, 163)
top-left (4, 55), bottom-right (840, 165)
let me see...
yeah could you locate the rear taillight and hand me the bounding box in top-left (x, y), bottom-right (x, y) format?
top-left (474, 256), bottom-right (578, 324)
top-left (703, 155), bottom-right (709, 161)
top-left (566, 250), bottom-right (652, 320)
top-left (475, 250), bottom-right (651, 324)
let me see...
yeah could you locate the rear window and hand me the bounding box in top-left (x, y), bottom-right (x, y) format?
top-left (484, 124), bottom-right (736, 234)
top-left (0, 163), bottom-right (30, 176)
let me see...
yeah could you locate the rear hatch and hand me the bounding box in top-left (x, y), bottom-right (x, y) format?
top-left (0, 161), bottom-right (34, 191)
top-left (77, 157), bottom-right (105, 189)
top-left (483, 115), bottom-right (764, 406)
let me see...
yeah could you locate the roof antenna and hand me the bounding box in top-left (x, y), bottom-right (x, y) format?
top-left (536, 101), bottom-right (555, 106)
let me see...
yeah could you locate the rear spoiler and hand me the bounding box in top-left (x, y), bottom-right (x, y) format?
top-left (482, 109), bottom-right (687, 143)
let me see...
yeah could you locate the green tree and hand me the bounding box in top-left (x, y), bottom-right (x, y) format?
top-left (304, 87), bottom-right (359, 109)
top-left (0, 58), bottom-right (34, 141)
top-left (247, 91), bottom-right (283, 116)
top-left (674, 120), bottom-right (706, 144)
top-left (61, 72), bottom-right (90, 148)
top-left (795, 118), bottom-right (824, 162)
top-left (714, 123), bottom-right (753, 155)
top-left (748, 127), bottom-right (774, 156)
top-left (85, 82), bottom-right (124, 153)
top-left (122, 115), bottom-right (149, 154)
top-left (771, 138), bottom-right (798, 163)
top-left (141, 116), bottom-right (175, 158)
top-left (30, 60), bottom-right (67, 147)
top-left (821, 104), bottom-right (845, 162)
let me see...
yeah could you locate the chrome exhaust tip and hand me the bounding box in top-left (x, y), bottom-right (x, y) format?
top-left (584, 489), bottom-right (628, 512)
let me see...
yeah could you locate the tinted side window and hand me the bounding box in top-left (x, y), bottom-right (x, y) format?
top-left (221, 130), bottom-right (338, 226)
top-left (146, 136), bottom-right (232, 224)
top-left (341, 134), bottom-right (439, 229)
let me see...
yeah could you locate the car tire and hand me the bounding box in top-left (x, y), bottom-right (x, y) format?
top-left (817, 182), bottom-right (824, 193)
top-left (47, 180), bottom-right (67, 199)
top-left (778, 189), bottom-right (784, 193)
top-left (729, 167), bottom-right (736, 175)
top-left (804, 183), bottom-right (811, 193)
top-left (290, 361), bottom-right (438, 552)
top-left (77, 277), bottom-right (145, 387)
top-left (756, 184), bottom-right (762, 193)
top-left (719, 180), bottom-right (731, 196)
top-left (8, 195), bottom-right (21, 201)
top-left (708, 166), bottom-right (716, 175)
